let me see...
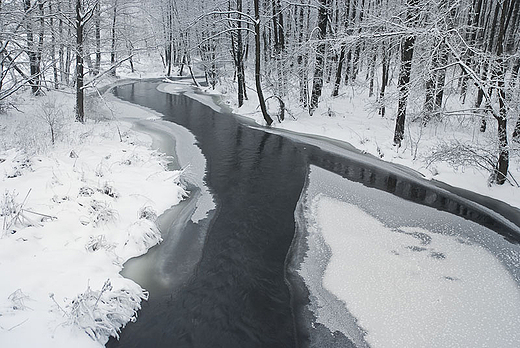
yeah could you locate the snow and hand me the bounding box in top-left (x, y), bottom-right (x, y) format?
top-left (317, 198), bottom-right (520, 347)
top-left (0, 90), bottom-right (187, 346)
top-left (298, 166), bottom-right (520, 348)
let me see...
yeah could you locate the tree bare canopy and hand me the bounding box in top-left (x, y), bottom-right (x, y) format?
top-left (1, 0), bottom-right (519, 184)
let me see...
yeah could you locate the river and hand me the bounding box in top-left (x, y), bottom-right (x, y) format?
top-left (107, 81), bottom-right (520, 348)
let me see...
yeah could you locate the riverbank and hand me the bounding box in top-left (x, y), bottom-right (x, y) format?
top-left (197, 82), bottom-right (520, 213)
top-left (0, 89), bottom-right (187, 347)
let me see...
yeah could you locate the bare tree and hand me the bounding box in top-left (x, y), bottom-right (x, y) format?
top-left (393, 0), bottom-right (418, 147)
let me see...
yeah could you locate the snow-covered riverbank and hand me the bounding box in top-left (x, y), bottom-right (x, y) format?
top-left (0, 89), bottom-right (187, 347)
top-left (201, 83), bottom-right (520, 213)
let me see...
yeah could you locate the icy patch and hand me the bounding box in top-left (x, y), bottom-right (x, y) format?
top-left (295, 166), bottom-right (520, 348)
top-left (305, 195), bottom-right (520, 348)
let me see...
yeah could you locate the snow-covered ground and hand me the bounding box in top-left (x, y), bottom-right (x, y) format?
top-left (0, 89), bottom-right (186, 347)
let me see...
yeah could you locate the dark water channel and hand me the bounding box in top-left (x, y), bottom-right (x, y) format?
top-left (108, 81), bottom-right (520, 348)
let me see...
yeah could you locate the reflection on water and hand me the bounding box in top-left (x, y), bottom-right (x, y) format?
top-left (307, 149), bottom-right (520, 244)
top-left (109, 81), bottom-right (520, 348)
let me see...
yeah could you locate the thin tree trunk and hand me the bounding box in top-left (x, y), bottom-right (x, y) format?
top-left (393, 0), bottom-right (418, 146)
top-left (58, 1), bottom-right (65, 84)
top-left (37, 0), bottom-right (44, 90)
top-left (50, 2), bottom-right (58, 89)
top-left (25, 0), bottom-right (40, 94)
top-left (94, 1), bottom-right (101, 75)
top-left (368, 51), bottom-right (376, 97)
top-left (76, 0), bottom-right (84, 123)
top-left (332, 46), bottom-right (345, 97)
top-left (379, 42), bottom-right (389, 117)
top-left (110, 0), bottom-right (117, 76)
top-left (65, 0), bottom-right (72, 85)
top-left (297, 4), bottom-right (309, 107)
top-left (235, 0), bottom-right (245, 107)
top-left (254, 0), bottom-right (273, 125)
top-left (492, 0), bottom-right (511, 184)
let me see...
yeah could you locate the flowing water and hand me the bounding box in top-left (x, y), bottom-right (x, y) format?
top-left (107, 81), bottom-right (520, 348)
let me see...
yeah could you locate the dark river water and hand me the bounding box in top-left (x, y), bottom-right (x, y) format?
top-left (108, 81), bottom-right (520, 348)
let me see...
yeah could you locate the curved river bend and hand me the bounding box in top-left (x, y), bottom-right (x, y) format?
top-left (108, 81), bottom-right (520, 348)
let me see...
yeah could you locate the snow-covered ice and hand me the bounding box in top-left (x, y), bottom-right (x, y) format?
top-left (297, 166), bottom-right (520, 348)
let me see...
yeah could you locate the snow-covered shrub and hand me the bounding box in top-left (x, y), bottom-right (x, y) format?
top-left (8, 289), bottom-right (30, 310)
top-left (85, 235), bottom-right (115, 252)
top-left (425, 141), bottom-right (497, 176)
top-left (124, 220), bottom-right (162, 254)
top-left (101, 182), bottom-right (119, 199)
top-left (1, 190), bottom-right (19, 220)
top-left (138, 206), bottom-right (157, 221)
top-left (78, 186), bottom-right (95, 197)
top-left (1, 190), bottom-right (30, 234)
top-left (425, 140), bottom-right (519, 186)
top-left (65, 280), bottom-right (148, 343)
top-left (89, 200), bottom-right (118, 226)
top-left (36, 96), bottom-right (66, 145)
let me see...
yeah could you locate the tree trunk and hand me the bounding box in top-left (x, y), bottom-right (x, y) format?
top-left (309, 0), bottom-right (330, 115)
top-left (297, 4), bottom-right (309, 107)
top-left (94, 1), bottom-right (101, 75)
top-left (332, 45), bottom-right (345, 97)
top-left (393, 0), bottom-right (418, 146)
top-left (254, 0), bottom-right (273, 125)
top-left (110, 0), bottom-right (118, 76)
top-left (58, 1), bottom-right (65, 84)
top-left (76, 0), bottom-right (84, 123)
top-left (50, 2), bottom-right (58, 89)
top-left (434, 42), bottom-right (448, 110)
top-left (65, 0), bottom-right (72, 85)
top-left (513, 117), bottom-right (520, 142)
top-left (25, 0), bottom-right (41, 94)
top-left (491, 1), bottom-right (511, 185)
top-left (235, 0), bottom-right (245, 107)
top-left (37, 0), bottom-right (44, 89)
top-left (379, 43), bottom-right (389, 117)
top-left (368, 51), bottom-right (376, 97)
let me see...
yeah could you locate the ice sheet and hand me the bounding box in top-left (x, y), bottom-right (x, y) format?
top-left (297, 166), bottom-right (520, 348)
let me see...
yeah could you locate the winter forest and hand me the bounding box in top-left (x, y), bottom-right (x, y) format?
top-left (2, 0), bottom-right (520, 347)
top-left (1, 0), bottom-right (520, 184)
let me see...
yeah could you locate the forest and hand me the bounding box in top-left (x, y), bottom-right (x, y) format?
top-left (1, 0), bottom-right (519, 185)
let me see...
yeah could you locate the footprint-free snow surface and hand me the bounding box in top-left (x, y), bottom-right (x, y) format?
top-left (110, 81), bottom-right (520, 348)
